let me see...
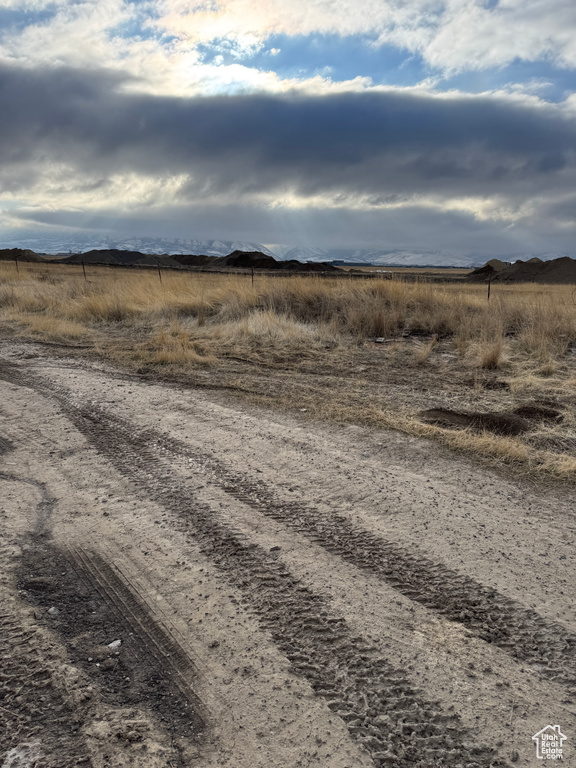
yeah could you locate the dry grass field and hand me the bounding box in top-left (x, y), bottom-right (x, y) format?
top-left (2, 260), bottom-right (576, 479)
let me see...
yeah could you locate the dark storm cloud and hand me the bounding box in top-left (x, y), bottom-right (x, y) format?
top-left (1, 62), bottom-right (575, 202)
top-left (10, 200), bottom-right (561, 255)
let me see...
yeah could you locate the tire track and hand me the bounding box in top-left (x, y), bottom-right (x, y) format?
top-left (2, 360), bottom-right (575, 685)
top-left (0, 587), bottom-right (93, 766)
top-left (50, 400), bottom-right (506, 767)
top-left (66, 546), bottom-right (208, 727)
top-left (28, 372), bottom-right (571, 694)
top-left (18, 539), bottom-right (206, 758)
top-left (109, 413), bottom-right (576, 689)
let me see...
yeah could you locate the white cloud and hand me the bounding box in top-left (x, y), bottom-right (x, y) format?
top-left (0, 0), bottom-right (378, 95)
top-left (0, 0), bottom-right (130, 68)
top-left (153, 0), bottom-right (576, 74)
top-left (426, 0), bottom-right (576, 73)
top-left (0, 0), bottom-right (574, 100)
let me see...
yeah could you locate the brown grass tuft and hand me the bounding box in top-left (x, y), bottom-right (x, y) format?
top-left (138, 322), bottom-right (216, 366)
top-left (478, 338), bottom-right (506, 369)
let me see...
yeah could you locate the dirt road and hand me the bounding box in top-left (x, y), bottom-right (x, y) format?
top-left (1, 340), bottom-right (575, 767)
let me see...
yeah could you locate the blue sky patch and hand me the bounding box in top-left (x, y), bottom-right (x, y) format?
top-left (197, 31), bottom-right (576, 103)
top-left (199, 33), bottom-right (431, 87)
top-left (108, 2), bottom-right (164, 44)
top-left (0, 6), bottom-right (58, 35)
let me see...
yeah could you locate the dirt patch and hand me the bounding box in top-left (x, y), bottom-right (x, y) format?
top-left (463, 378), bottom-right (511, 391)
top-left (420, 401), bottom-right (564, 437)
top-left (0, 605), bottom-right (93, 767)
top-left (512, 404), bottom-right (562, 421)
top-left (419, 408), bottom-right (530, 436)
top-left (16, 537), bottom-right (205, 761)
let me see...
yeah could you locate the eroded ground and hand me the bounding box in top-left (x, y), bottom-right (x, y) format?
top-left (1, 340), bottom-right (575, 767)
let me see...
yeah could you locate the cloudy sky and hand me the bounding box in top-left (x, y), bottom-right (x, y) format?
top-left (0, 0), bottom-right (575, 256)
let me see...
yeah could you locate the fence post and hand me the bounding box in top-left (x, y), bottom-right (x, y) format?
top-left (14, 255), bottom-right (19, 274)
top-left (487, 275), bottom-right (491, 301)
top-left (82, 259), bottom-right (87, 281)
top-left (156, 261), bottom-right (163, 284)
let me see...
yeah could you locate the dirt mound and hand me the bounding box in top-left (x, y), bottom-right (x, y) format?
top-left (221, 250), bottom-right (279, 269)
top-left (58, 248), bottom-right (339, 272)
top-left (221, 251), bottom-right (338, 272)
top-left (469, 255), bottom-right (576, 284)
top-left (420, 407), bottom-right (530, 436)
top-left (172, 253), bottom-right (215, 267)
top-left (62, 249), bottom-right (182, 267)
top-left (467, 259), bottom-right (508, 282)
top-left (0, 247), bottom-right (45, 262)
top-left (280, 259), bottom-right (338, 272)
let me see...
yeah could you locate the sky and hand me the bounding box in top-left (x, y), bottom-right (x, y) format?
top-left (0, 0), bottom-right (575, 257)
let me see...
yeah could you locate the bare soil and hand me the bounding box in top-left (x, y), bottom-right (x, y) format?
top-left (1, 339), bottom-right (576, 767)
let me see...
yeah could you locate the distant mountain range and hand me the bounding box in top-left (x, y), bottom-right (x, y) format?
top-left (281, 247), bottom-right (477, 267)
top-left (5, 245), bottom-right (576, 283)
top-left (1, 231), bottom-right (575, 267)
top-left (0, 247), bottom-right (339, 273)
top-left (0, 232), bottom-right (276, 259)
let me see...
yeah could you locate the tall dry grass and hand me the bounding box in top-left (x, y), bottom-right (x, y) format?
top-left (1, 263), bottom-right (575, 363)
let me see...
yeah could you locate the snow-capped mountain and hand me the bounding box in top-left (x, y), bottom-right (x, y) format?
top-left (0, 231), bottom-right (276, 258)
top-left (281, 246), bottom-right (333, 262)
top-left (281, 246), bottom-right (482, 267)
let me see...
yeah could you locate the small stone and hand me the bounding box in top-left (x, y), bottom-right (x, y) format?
top-left (108, 639), bottom-right (122, 650)
top-left (47, 606), bottom-right (60, 616)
